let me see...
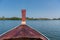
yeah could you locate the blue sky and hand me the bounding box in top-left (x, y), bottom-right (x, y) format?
top-left (0, 0), bottom-right (60, 18)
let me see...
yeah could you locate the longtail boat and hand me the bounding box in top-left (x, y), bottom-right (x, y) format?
top-left (0, 9), bottom-right (48, 40)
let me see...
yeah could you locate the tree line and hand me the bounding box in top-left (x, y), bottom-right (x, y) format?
top-left (0, 16), bottom-right (60, 20)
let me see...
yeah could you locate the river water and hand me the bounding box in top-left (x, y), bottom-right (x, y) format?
top-left (0, 20), bottom-right (60, 40)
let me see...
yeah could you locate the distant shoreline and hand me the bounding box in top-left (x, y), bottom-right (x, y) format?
top-left (0, 16), bottom-right (60, 20)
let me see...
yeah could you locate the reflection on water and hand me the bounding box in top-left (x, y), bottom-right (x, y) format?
top-left (0, 20), bottom-right (60, 40)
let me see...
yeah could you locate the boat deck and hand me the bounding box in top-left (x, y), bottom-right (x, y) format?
top-left (0, 25), bottom-right (48, 40)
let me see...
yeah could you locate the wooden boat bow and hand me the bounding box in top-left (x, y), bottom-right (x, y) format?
top-left (0, 9), bottom-right (48, 40)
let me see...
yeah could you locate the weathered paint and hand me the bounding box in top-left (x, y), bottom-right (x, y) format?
top-left (0, 25), bottom-right (48, 40)
top-left (21, 9), bottom-right (26, 24)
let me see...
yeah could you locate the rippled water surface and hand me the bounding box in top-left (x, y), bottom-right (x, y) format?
top-left (0, 20), bottom-right (60, 40)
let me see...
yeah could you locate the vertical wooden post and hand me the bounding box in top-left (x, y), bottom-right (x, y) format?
top-left (21, 9), bottom-right (26, 24)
